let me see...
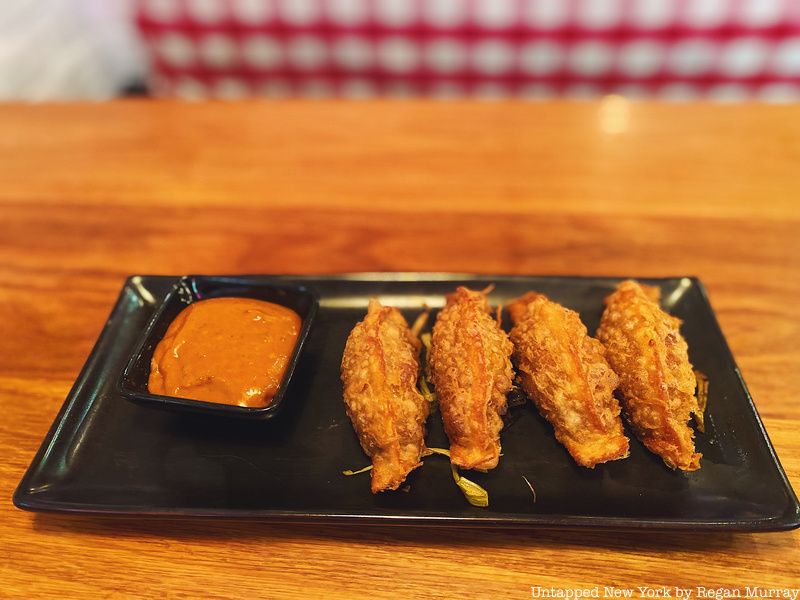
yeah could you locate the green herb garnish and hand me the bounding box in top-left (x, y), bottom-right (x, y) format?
top-left (342, 465), bottom-right (373, 476)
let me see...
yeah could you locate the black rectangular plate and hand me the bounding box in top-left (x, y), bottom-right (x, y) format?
top-left (14, 274), bottom-right (800, 531)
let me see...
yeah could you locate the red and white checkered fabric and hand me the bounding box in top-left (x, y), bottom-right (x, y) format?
top-left (136, 0), bottom-right (800, 101)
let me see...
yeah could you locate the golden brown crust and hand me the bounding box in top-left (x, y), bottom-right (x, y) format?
top-left (508, 293), bottom-right (629, 468)
top-left (429, 286), bottom-right (514, 470)
top-left (597, 280), bottom-right (702, 471)
top-left (340, 299), bottom-right (429, 493)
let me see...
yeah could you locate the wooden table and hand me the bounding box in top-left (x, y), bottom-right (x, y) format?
top-left (1, 101), bottom-right (798, 598)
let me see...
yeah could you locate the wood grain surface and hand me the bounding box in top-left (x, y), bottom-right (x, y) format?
top-left (1, 100), bottom-right (798, 599)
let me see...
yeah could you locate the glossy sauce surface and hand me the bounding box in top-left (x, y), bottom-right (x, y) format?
top-left (148, 297), bottom-right (301, 407)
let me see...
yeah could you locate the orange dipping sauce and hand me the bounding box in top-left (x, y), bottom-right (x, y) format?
top-left (148, 297), bottom-right (301, 408)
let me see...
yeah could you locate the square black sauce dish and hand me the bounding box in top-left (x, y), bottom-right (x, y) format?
top-left (118, 275), bottom-right (318, 420)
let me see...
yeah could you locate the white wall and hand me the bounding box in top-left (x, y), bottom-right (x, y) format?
top-left (0, 0), bottom-right (146, 100)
